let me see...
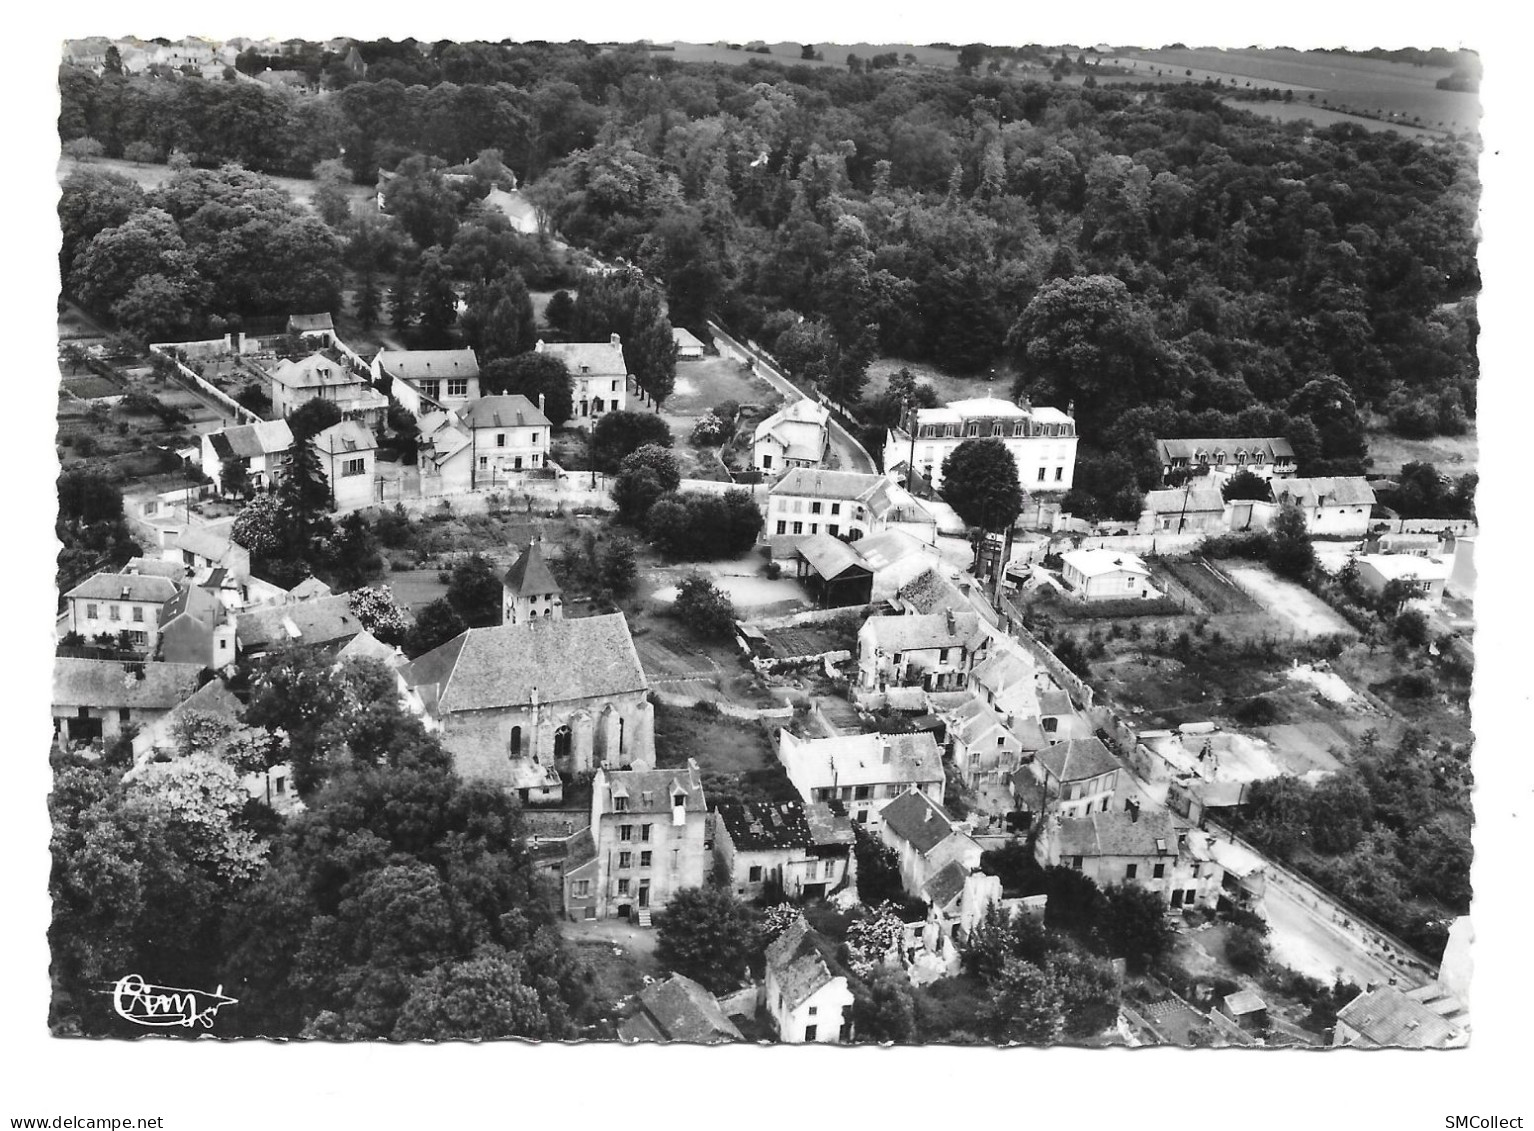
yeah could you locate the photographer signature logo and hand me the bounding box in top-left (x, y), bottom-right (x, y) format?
top-left (108, 974), bottom-right (238, 1029)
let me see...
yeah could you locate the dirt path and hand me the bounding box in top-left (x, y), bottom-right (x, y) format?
top-left (1222, 564), bottom-right (1354, 639)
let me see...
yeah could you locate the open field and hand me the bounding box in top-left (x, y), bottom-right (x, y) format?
top-left (662, 42), bottom-right (960, 70)
top-left (1233, 101), bottom-right (1443, 139)
top-left (1099, 47), bottom-right (1479, 134)
top-left (1365, 425), bottom-right (1478, 477)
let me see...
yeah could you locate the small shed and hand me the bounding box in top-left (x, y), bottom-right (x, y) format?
top-left (794, 534), bottom-right (873, 609)
top-left (672, 327), bottom-right (706, 359)
top-left (1220, 989), bottom-right (1268, 1031)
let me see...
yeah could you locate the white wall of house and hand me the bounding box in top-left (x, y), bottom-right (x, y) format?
top-left (67, 598), bottom-right (161, 649)
top-left (322, 447), bottom-right (375, 510)
top-left (766, 973), bottom-right (854, 1044)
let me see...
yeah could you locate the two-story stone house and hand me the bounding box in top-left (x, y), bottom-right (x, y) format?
top-left (62, 572), bottom-right (180, 650)
top-left (877, 787), bottom-right (983, 902)
top-left (766, 469), bottom-right (902, 547)
top-left (202, 419), bottom-right (293, 495)
top-left (1012, 737), bottom-right (1123, 819)
top-left (1035, 807), bottom-right (1224, 911)
top-left (942, 693), bottom-right (1045, 792)
top-left (764, 916), bottom-right (855, 1044)
top-left (562, 760), bottom-right (707, 922)
top-left (753, 398), bottom-right (830, 474)
top-left (778, 729), bottom-right (944, 829)
top-left (269, 352), bottom-right (387, 428)
top-left (372, 348), bottom-right (482, 420)
top-left (1155, 436), bottom-right (1297, 486)
top-left (712, 799), bottom-right (854, 902)
top-left (857, 610), bottom-right (988, 692)
top-left (457, 394), bottom-right (552, 487)
top-left (533, 336), bottom-right (629, 425)
top-left (1274, 476), bottom-right (1378, 538)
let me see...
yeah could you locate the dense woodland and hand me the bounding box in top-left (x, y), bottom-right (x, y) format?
top-left (60, 40), bottom-right (1478, 518)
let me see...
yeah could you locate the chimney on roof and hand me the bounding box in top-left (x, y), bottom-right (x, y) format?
top-left (1128, 799), bottom-right (1140, 823)
top-left (946, 609), bottom-right (956, 635)
top-left (881, 736), bottom-right (892, 764)
top-left (610, 332), bottom-right (621, 347)
top-left (538, 393), bottom-right (546, 414)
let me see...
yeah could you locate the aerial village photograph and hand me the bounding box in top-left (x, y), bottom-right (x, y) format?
top-left (10, 1), bottom-right (1528, 1128)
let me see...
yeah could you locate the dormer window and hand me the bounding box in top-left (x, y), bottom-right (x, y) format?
top-left (673, 793), bottom-right (686, 809)
top-left (614, 796), bottom-right (628, 812)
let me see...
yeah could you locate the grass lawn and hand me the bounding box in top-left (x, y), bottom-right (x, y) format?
top-left (1365, 425), bottom-right (1478, 477)
top-left (863, 357), bottom-right (1019, 408)
top-left (652, 701), bottom-right (798, 806)
top-left (1098, 48), bottom-right (1479, 134)
top-left (659, 354), bottom-right (782, 479)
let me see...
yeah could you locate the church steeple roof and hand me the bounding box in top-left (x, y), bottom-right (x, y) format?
top-left (503, 540), bottom-right (561, 598)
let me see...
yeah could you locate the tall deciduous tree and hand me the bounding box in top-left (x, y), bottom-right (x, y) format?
top-left (480, 353), bottom-right (573, 425)
top-left (940, 437), bottom-right (1024, 532)
top-left (654, 885), bottom-right (759, 994)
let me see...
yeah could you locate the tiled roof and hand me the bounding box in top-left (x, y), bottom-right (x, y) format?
top-left (715, 799), bottom-right (814, 852)
top-left (337, 629), bottom-right (399, 665)
top-left (897, 568), bottom-right (970, 616)
top-left (159, 583), bottom-right (222, 626)
top-left (209, 419), bottom-right (293, 460)
top-left (65, 572), bottom-right (178, 605)
top-left (125, 558), bottom-right (188, 582)
top-left (157, 675), bottom-right (243, 731)
top-left (972, 646), bottom-right (1035, 695)
top-left (235, 594), bottom-right (362, 652)
top-left (314, 420), bottom-right (377, 455)
top-left (537, 340), bottom-right (627, 377)
top-left (1156, 436), bottom-right (1295, 462)
top-left (271, 353), bottom-right (353, 390)
top-left (803, 801), bottom-right (855, 846)
top-left (402, 613), bottom-right (648, 712)
top-left (376, 349), bottom-right (481, 384)
top-left (619, 975), bottom-right (743, 1044)
top-left (1224, 990), bottom-right (1267, 1016)
top-left (288, 576), bottom-right (333, 600)
top-left (564, 827), bottom-right (597, 870)
top-left (863, 611), bottom-right (985, 653)
top-left (53, 659), bottom-right (204, 710)
top-left (947, 695), bottom-right (1014, 748)
top-left (1336, 985), bottom-right (1466, 1048)
top-left (796, 533), bottom-right (870, 580)
top-left (1277, 476), bottom-right (1377, 508)
top-left (922, 860), bottom-right (970, 909)
top-left (599, 762), bottom-right (704, 816)
top-left (880, 788), bottom-right (962, 855)
top-left (1062, 548), bottom-right (1150, 578)
top-left (1039, 687), bottom-right (1075, 716)
top-left (852, 529), bottom-right (929, 573)
top-left (177, 525), bottom-right (238, 563)
top-left (458, 394), bottom-right (550, 431)
top-left (287, 313), bottom-right (334, 333)
top-left (765, 916), bottom-right (845, 1012)
top-left (785, 730), bottom-right (944, 788)
top-left (672, 327), bottom-right (706, 349)
top-left (502, 541), bottom-right (561, 597)
top-left (1144, 485), bottom-right (1226, 514)
top-left (1054, 809), bottom-right (1176, 858)
top-left (1035, 737), bottom-right (1120, 783)
top-left (770, 468), bottom-right (892, 509)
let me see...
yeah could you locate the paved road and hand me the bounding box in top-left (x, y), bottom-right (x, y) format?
top-left (706, 321), bottom-right (878, 475)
